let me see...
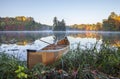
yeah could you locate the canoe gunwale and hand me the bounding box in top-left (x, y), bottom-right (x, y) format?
top-left (36, 45), bottom-right (69, 53)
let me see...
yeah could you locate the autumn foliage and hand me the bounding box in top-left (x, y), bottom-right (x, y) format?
top-left (70, 12), bottom-right (120, 31)
top-left (0, 12), bottom-right (120, 31)
top-left (0, 16), bottom-right (50, 31)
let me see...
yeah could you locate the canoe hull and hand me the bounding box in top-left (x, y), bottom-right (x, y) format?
top-left (27, 37), bottom-right (69, 69)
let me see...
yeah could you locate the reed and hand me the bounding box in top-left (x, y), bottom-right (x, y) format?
top-left (0, 52), bottom-right (27, 79)
top-left (0, 41), bottom-right (120, 79)
top-left (51, 41), bottom-right (120, 78)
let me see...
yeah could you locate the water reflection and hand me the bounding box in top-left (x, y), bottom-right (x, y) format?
top-left (68, 31), bottom-right (120, 47)
top-left (0, 31), bottom-right (53, 44)
top-left (0, 31), bottom-right (120, 61)
top-left (0, 31), bottom-right (120, 47)
top-left (67, 31), bottom-right (102, 40)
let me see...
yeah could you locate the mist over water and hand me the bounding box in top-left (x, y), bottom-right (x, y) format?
top-left (0, 31), bottom-right (120, 60)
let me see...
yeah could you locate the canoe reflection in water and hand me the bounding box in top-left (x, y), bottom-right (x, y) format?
top-left (53, 31), bottom-right (66, 44)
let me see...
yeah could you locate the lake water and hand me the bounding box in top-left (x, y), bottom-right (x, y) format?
top-left (0, 31), bottom-right (120, 60)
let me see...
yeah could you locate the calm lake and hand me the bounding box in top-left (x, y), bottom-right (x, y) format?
top-left (0, 31), bottom-right (120, 60)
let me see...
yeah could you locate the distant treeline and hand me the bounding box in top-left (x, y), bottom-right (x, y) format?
top-left (0, 12), bottom-right (120, 31)
top-left (0, 16), bottom-right (51, 31)
top-left (70, 12), bottom-right (120, 31)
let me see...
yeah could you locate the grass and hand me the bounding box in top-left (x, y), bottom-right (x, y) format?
top-left (0, 52), bottom-right (27, 79)
top-left (0, 41), bottom-right (120, 79)
top-left (49, 42), bottom-right (120, 79)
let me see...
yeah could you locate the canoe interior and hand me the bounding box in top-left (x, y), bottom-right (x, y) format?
top-left (42, 37), bottom-right (69, 50)
top-left (27, 37), bottom-right (70, 69)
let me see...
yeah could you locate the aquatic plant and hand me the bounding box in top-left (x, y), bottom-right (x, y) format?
top-left (0, 52), bottom-right (27, 79)
top-left (0, 41), bottom-right (120, 79)
top-left (15, 66), bottom-right (28, 79)
top-left (51, 41), bottom-right (120, 78)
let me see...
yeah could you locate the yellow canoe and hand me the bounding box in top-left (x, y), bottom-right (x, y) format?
top-left (27, 37), bottom-right (70, 69)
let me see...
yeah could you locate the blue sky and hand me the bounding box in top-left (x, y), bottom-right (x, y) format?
top-left (0, 0), bottom-right (120, 25)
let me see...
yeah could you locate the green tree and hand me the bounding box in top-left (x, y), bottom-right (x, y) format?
top-left (103, 12), bottom-right (120, 31)
top-left (61, 19), bottom-right (66, 31)
top-left (0, 22), bottom-right (6, 30)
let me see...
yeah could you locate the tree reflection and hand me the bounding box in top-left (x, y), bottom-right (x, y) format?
top-left (0, 31), bottom-right (120, 47)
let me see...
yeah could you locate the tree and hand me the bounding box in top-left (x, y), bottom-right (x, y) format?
top-left (61, 19), bottom-right (66, 31)
top-left (53, 17), bottom-right (66, 31)
top-left (53, 17), bottom-right (58, 27)
top-left (103, 12), bottom-right (120, 31)
top-left (108, 12), bottom-right (118, 20)
top-left (0, 22), bottom-right (6, 30)
top-left (52, 17), bottom-right (66, 42)
top-left (96, 22), bottom-right (102, 30)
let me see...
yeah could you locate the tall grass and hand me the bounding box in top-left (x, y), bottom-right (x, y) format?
top-left (0, 52), bottom-right (27, 79)
top-left (51, 42), bottom-right (120, 78)
top-left (0, 41), bottom-right (120, 79)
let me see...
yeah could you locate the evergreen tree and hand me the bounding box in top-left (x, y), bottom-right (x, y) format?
top-left (53, 17), bottom-right (66, 42)
top-left (61, 19), bottom-right (66, 31)
top-left (53, 17), bottom-right (66, 31)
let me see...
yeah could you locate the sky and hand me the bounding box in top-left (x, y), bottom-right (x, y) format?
top-left (0, 0), bottom-right (120, 25)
